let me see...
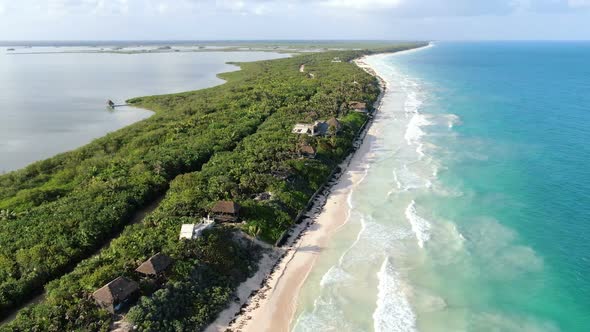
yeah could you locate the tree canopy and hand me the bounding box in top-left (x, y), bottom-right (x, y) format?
top-left (0, 43), bottom-right (427, 331)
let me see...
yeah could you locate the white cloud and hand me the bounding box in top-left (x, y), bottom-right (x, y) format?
top-left (0, 0), bottom-right (132, 17)
top-left (216, 0), bottom-right (245, 12)
top-left (157, 2), bottom-right (169, 13)
top-left (214, 0), bottom-right (276, 15)
top-left (518, 0), bottom-right (590, 12)
top-left (568, 0), bottom-right (590, 7)
top-left (97, 0), bottom-right (130, 14)
top-left (251, 4), bottom-right (269, 15)
top-left (320, 0), bottom-right (403, 10)
top-left (207, 0), bottom-right (520, 16)
top-left (174, 0), bottom-right (284, 16)
top-left (4, 0), bottom-right (588, 20)
top-left (1, 0), bottom-right (590, 40)
top-left (1, 0), bottom-right (590, 34)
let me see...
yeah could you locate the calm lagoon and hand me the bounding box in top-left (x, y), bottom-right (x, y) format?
top-left (0, 48), bottom-right (287, 172)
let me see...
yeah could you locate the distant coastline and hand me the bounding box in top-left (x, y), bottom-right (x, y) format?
top-left (2, 40), bottom-right (425, 56)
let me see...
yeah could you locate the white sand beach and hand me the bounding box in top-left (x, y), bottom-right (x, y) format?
top-left (213, 140), bottom-right (374, 332)
top-left (205, 46), bottom-right (430, 331)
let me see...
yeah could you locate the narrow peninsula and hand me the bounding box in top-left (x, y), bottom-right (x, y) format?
top-left (0, 42), bottom-right (427, 331)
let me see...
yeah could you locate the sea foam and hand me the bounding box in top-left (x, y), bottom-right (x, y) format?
top-left (294, 297), bottom-right (354, 332)
top-left (396, 70), bottom-right (435, 162)
top-left (338, 215), bottom-right (411, 267)
top-left (392, 164), bottom-right (432, 192)
top-left (405, 200), bottom-right (432, 248)
top-left (373, 257), bottom-right (417, 332)
top-left (404, 113), bottom-right (431, 146)
top-left (446, 114), bottom-right (462, 129)
top-left (404, 90), bottom-right (423, 114)
top-left (320, 266), bottom-right (352, 287)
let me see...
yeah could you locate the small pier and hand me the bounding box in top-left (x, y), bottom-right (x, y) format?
top-left (107, 100), bottom-right (129, 109)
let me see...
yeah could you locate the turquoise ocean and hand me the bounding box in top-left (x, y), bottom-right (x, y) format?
top-left (292, 42), bottom-right (590, 331)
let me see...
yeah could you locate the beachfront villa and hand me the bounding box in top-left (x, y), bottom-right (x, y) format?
top-left (349, 101), bottom-right (368, 113)
top-left (179, 216), bottom-right (215, 240)
top-left (211, 201), bottom-right (241, 223)
top-left (135, 253), bottom-right (173, 277)
top-left (92, 277), bottom-right (139, 314)
top-left (292, 118), bottom-right (342, 137)
top-left (312, 118), bottom-right (342, 136)
top-left (292, 123), bottom-right (317, 136)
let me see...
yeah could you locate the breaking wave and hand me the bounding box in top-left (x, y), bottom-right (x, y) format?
top-left (404, 113), bottom-right (431, 150)
top-left (405, 200), bottom-right (432, 248)
top-left (373, 257), bottom-right (417, 332)
top-left (392, 164), bottom-right (432, 192)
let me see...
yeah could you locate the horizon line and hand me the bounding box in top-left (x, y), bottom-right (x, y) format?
top-left (1, 39), bottom-right (590, 42)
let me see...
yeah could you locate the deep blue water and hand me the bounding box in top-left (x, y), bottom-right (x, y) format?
top-left (391, 42), bottom-right (590, 331)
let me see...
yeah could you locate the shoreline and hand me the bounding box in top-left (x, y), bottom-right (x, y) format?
top-left (207, 43), bottom-right (433, 332)
top-left (205, 51), bottom-right (392, 332)
top-left (0, 52), bottom-right (289, 174)
top-left (0, 52), bottom-right (290, 323)
top-left (0, 43), bottom-right (431, 331)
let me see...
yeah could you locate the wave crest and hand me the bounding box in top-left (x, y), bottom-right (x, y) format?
top-left (373, 257), bottom-right (417, 332)
top-left (405, 200), bottom-right (432, 248)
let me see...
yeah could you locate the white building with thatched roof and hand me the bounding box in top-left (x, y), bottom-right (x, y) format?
top-left (292, 118), bottom-right (341, 137)
top-left (292, 123), bottom-right (316, 136)
top-left (179, 216), bottom-right (214, 240)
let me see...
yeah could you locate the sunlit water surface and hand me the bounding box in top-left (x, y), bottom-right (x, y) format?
top-left (292, 42), bottom-right (590, 332)
top-left (0, 47), bottom-right (287, 172)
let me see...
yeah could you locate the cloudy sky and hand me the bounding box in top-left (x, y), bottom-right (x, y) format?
top-left (0, 0), bottom-right (589, 40)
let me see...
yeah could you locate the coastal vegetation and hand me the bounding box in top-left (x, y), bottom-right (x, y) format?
top-left (0, 42), bottom-right (426, 331)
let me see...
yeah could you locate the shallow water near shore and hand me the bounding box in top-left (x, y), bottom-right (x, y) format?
top-left (292, 42), bottom-right (590, 332)
top-left (0, 48), bottom-right (287, 172)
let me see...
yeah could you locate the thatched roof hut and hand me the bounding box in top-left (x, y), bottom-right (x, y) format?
top-left (93, 277), bottom-right (139, 313)
top-left (212, 201), bottom-right (240, 214)
top-left (135, 253), bottom-right (173, 276)
top-left (349, 101), bottom-right (368, 113)
top-left (327, 117), bottom-right (342, 131)
top-left (211, 201), bottom-right (241, 222)
top-left (299, 143), bottom-right (317, 158)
